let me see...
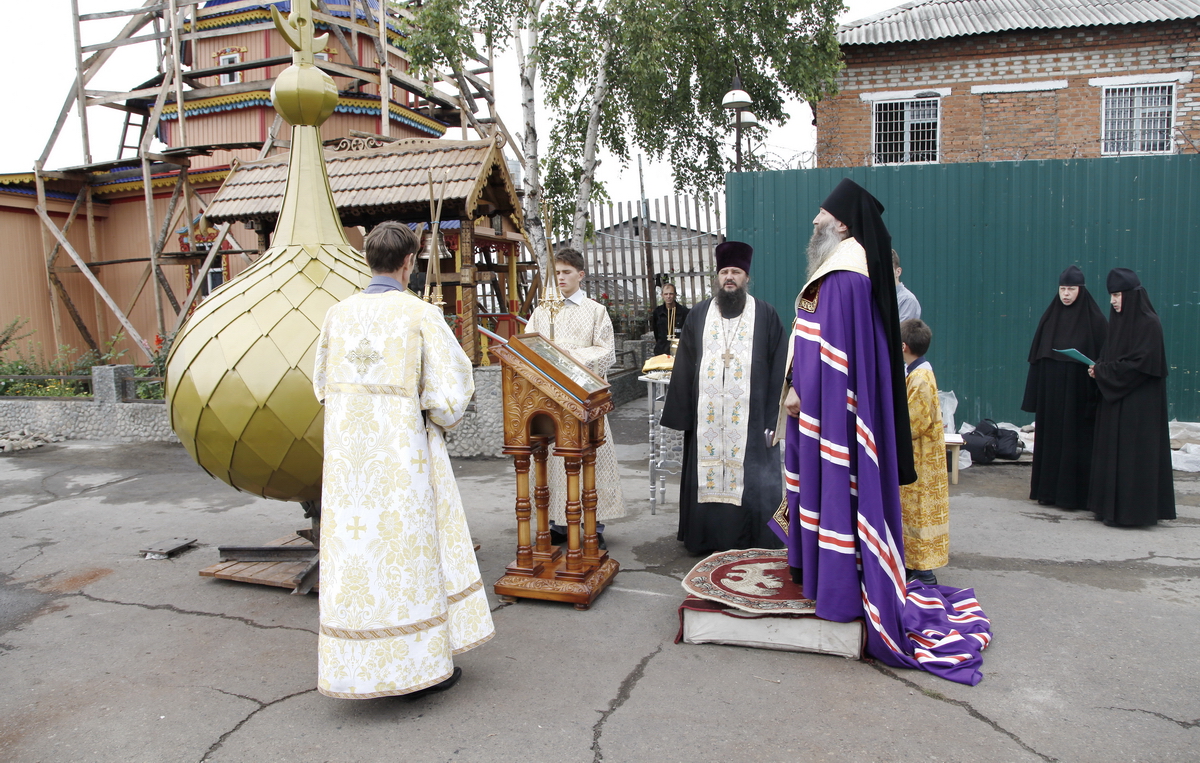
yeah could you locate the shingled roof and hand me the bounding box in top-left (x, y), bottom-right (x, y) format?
top-left (205, 138), bottom-right (521, 227)
top-left (839, 0), bottom-right (1200, 45)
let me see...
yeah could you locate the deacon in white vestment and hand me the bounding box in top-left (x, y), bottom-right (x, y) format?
top-left (527, 248), bottom-right (628, 532)
top-left (660, 241), bottom-right (788, 555)
top-left (314, 222), bottom-right (493, 699)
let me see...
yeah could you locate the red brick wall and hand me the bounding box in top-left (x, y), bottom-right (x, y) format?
top-left (817, 20), bottom-right (1200, 167)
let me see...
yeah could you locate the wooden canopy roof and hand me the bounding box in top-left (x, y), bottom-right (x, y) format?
top-left (205, 137), bottom-right (522, 228)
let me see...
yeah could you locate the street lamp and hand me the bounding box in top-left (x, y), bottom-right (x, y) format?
top-left (723, 75), bottom-right (758, 172)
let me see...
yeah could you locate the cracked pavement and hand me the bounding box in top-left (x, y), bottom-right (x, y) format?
top-left (1, 401), bottom-right (1199, 762)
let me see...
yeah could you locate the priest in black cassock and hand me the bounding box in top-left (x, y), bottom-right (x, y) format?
top-left (1022, 265), bottom-right (1107, 509)
top-left (650, 282), bottom-right (689, 356)
top-left (660, 241), bottom-right (788, 555)
top-left (1088, 268), bottom-right (1176, 526)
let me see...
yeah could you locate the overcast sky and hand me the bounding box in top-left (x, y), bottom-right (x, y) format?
top-left (0, 0), bottom-right (904, 202)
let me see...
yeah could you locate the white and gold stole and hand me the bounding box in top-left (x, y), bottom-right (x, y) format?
top-left (696, 297), bottom-right (756, 504)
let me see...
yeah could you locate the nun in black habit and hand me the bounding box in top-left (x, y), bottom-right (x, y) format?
top-left (1021, 266), bottom-right (1107, 508)
top-left (1087, 268), bottom-right (1176, 526)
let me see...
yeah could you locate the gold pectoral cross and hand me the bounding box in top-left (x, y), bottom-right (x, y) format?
top-left (722, 350), bottom-right (735, 368)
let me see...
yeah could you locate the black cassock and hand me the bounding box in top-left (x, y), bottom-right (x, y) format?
top-left (1088, 285), bottom-right (1175, 526)
top-left (1021, 286), bottom-right (1107, 508)
top-left (660, 297), bottom-right (787, 554)
top-left (651, 302), bottom-right (690, 356)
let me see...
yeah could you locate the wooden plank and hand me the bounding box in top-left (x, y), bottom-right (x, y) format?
top-left (80, 4), bottom-right (167, 21)
top-left (315, 0), bottom-right (361, 67)
top-left (87, 188), bottom-right (107, 340)
top-left (124, 264), bottom-right (153, 317)
top-left (34, 205), bottom-right (155, 361)
top-left (71, 0), bottom-right (93, 164)
top-left (33, 164), bottom-right (64, 348)
top-left (616, 201), bottom-right (630, 309)
top-left (81, 28), bottom-right (172, 53)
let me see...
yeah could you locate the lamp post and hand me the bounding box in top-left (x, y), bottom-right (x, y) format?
top-left (722, 75), bottom-right (758, 172)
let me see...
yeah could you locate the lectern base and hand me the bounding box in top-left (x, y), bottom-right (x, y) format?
top-left (494, 556), bottom-right (619, 610)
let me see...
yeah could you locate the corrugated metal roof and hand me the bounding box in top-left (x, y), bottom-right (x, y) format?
top-left (206, 138), bottom-right (521, 226)
top-left (839, 0), bottom-right (1200, 45)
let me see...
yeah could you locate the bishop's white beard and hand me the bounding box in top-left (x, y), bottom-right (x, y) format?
top-left (807, 220), bottom-right (846, 278)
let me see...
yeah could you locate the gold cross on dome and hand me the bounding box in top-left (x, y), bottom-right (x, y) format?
top-left (348, 516), bottom-right (367, 540)
top-left (270, 0), bottom-right (328, 65)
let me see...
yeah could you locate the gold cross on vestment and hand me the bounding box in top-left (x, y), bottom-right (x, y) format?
top-left (413, 452), bottom-right (428, 474)
top-left (348, 516), bottom-right (367, 540)
top-left (722, 350), bottom-right (735, 368)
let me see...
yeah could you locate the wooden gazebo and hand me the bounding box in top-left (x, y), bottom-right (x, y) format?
top-left (205, 136), bottom-right (530, 362)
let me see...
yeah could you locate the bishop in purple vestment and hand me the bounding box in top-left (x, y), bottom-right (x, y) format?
top-left (772, 179), bottom-right (992, 686)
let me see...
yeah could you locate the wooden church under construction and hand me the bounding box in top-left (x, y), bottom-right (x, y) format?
top-left (0, 0), bottom-right (531, 365)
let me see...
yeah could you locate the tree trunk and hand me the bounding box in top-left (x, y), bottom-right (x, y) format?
top-left (569, 37), bottom-right (611, 252)
top-left (514, 3), bottom-right (550, 279)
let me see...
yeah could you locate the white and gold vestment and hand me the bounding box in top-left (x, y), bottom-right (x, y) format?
top-left (314, 291), bottom-right (494, 699)
top-left (528, 292), bottom-right (628, 522)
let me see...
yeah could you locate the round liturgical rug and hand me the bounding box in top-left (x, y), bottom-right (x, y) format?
top-left (682, 548), bottom-right (816, 614)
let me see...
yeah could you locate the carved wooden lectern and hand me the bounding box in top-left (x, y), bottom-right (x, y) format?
top-left (491, 333), bottom-right (620, 610)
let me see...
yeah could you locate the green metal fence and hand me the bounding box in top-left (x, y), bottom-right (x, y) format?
top-left (727, 155), bottom-right (1200, 425)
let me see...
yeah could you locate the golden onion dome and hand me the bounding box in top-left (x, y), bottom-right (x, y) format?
top-left (165, 0), bottom-right (370, 502)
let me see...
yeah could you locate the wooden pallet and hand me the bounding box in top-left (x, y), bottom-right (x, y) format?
top-left (199, 533), bottom-right (318, 592)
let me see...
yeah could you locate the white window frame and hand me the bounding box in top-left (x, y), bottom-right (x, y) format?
top-left (1099, 83), bottom-right (1176, 156)
top-left (871, 97), bottom-right (942, 166)
top-left (218, 52), bottom-right (241, 86)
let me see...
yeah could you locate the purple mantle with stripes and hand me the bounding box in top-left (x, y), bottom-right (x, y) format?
top-left (771, 270), bottom-right (991, 686)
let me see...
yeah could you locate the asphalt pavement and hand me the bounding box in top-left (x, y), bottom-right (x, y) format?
top-left (1, 396), bottom-right (1198, 763)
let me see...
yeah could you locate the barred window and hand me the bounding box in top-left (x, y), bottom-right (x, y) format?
top-left (873, 98), bottom-right (940, 165)
top-left (1102, 85), bottom-right (1174, 155)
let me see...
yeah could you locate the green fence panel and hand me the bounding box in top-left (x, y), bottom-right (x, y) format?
top-left (726, 156), bottom-right (1200, 425)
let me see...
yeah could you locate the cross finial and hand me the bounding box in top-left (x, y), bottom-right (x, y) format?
top-left (271, 0), bottom-right (329, 65)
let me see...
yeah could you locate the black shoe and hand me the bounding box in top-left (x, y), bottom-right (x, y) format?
top-left (405, 667), bottom-right (462, 699)
top-left (915, 570), bottom-right (938, 586)
top-left (1037, 499), bottom-right (1055, 506)
top-left (549, 526), bottom-right (567, 545)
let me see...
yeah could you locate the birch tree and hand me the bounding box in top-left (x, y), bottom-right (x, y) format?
top-left (404, 0), bottom-right (842, 256)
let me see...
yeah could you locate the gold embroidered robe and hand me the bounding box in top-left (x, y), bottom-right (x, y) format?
top-left (900, 363), bottom-right (950, 570)
top-left (314, 291), bottom-right (494, 699)
top-left (528, 295), bottom-right (628, 521)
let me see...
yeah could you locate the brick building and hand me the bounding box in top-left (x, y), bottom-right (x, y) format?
top-left (818, 0), bottom-right (1200, 167)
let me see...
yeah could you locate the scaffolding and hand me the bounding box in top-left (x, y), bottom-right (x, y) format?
top-left (32, 0), bottom-right (512, 361)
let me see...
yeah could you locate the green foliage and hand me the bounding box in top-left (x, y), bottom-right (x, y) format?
top-left (132, 331), bottom-right (175, 400)
top-left (0, 332), bottom-right (127, 398)
top-left (542, 0), bottom-right (844, 192)
top-left (402, 0), bottom-right (843, 230)
top-left (0, 317), bottom-right (33, 357)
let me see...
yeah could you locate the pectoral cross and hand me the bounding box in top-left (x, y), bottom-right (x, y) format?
top-left (413, 451), bottom-right (428, 474)
top-left (348, 516), bottom-right (367, 540)
top-left (722, 350), bottom-right (735, 368)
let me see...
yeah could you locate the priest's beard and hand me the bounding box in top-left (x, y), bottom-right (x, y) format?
top-left (807, 219), bottom-right (846, 277)
top-left (714, 283), bottom-right (748, 318)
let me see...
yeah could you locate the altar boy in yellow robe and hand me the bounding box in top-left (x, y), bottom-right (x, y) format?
top-left (899, 319), bottom-right (950, 585)
top-left (314, 221), bottom-right (494, 699)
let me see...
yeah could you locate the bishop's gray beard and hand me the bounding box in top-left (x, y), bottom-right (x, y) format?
top-left (807, 221), bottom-right (845, 278)
top-left (714, 284), bottom-right (748, 318)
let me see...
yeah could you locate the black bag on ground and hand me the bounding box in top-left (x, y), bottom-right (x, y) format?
top-left (963, 429), bottom-right (998, 464)
top-left (971, 418), bottom-right (1023, 461)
